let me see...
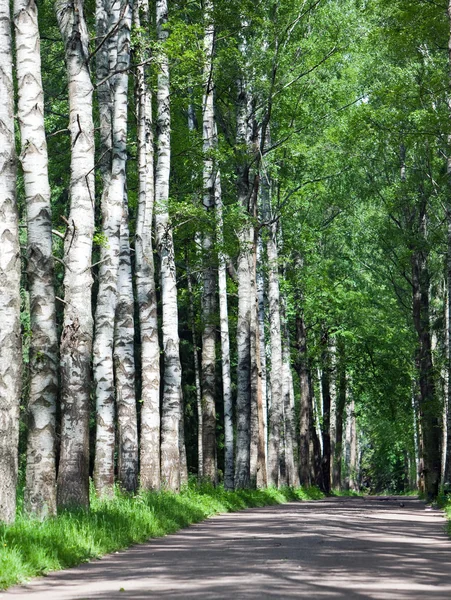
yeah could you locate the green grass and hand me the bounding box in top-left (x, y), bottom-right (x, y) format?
top-left (0, 481), bottom-right (324, 590)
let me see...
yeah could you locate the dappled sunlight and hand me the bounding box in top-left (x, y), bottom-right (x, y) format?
top-left (5, 496), bottom-right (451, 599)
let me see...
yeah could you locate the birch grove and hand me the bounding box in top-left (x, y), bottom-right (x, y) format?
top-left (4, 0), bottom-right (451, 522)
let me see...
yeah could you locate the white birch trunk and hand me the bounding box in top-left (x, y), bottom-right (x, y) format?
top-left (0, 0), bottom-right (21, 523)
top-left (235, 226), bottom-right (252, 489)
top-left (133, 0), bottom-right (161, 491)
top-left (266, 214), bottom-right (283, 488)
top-left (216, 167), bottom-right (234, 490)
top-left (187, 270), bottom-right (203, 477)
top-left (234, 34), bottom-right (254, 488)
top-left (14, 0), bottom-right (58, 518)
top-left (93, 0), bottom-right (132, 497)
top-left (155, 0), bottom-right (181, 491)
top-left (251, 236), bottom-right (267, 488)
top-left (282, 307), bottom-right (299, 487)
top-left (257, 234), bottom-right (268, 475)
top-left (201, 0), bottom-right (217, 483)
top-left (115, 203), bottom-right (138, 492)
top-left (56, 0), bottom-right (95, 509)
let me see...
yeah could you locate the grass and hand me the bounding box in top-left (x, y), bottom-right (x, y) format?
top-left (0, 481), bottom-right (324, 590)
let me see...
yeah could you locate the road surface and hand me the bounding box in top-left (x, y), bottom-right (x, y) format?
top-left (3, 496), bottom-right (451, 599)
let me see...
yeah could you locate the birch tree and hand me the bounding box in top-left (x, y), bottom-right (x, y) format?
top-left (0, 0), bottom-right (21, 523)
top-left (14, 0), bottom-right (58, 518)
top-left (155, 0), bottom-right (182, 491)
top-left (56, 0), bottom-right (95, 509)
top-left (201, 0), bottom-right (217, 483)
top-left (115, 205), bottom-right (138, 492)
top-left (93, 0), bottom-right (132, 497)
top-left (133, 0), bottom-right (161, 491)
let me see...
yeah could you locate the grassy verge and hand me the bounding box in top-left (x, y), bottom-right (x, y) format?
top-left (0, 482), bottom-right (324, 590)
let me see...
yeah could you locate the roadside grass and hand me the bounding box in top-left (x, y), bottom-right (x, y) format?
top-left (0, 482), bottom-right (324, 590)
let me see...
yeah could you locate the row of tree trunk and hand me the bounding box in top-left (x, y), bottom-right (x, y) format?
top-left (1, 0), bottom-right (443, 524)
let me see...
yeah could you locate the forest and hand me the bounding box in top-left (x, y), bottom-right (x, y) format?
top-left (0, 0), bottom-right (449, 526)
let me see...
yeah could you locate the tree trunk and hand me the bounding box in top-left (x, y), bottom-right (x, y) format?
top-left (155, 0), bottom-right (181, 492)
top-left (133, 0), bottom-right (161, 492)
top-left (115, 204), bottom-right (138, 492)
top-left (56, 0), bottom-right (95, 510)
top-left (296, 310), bottom-right (311, 487)
top-left (320, 332), bottom-right (331, 494)
top-left (257, 235), bottom-right (268, 471)
top-left (349, 398), bottom-right (358, 491)
top-left (265, 198), bottom-right (283, 488)
top-left (251, 229), bottom-right (267, 488)
top-left (235, 225), bottom-right (252, 489)
top-left (186, 268), bottom-right (203, 477)
top-left (201, 0), bottom-right (217, 484)
top-left (412, 245), bottom-right (441, 500)
top-left (332, 340), bottom-right (346, 490)
top-left (179, 392), bottom-right (188, 487)
top-left (282, 303), bottom-right (299, 487)
top-left (216, 160), bottom-right (234, 490)
top-left (93, 0), bottom-right (132, 498)
top-left (0, 0), bottom-right (21, 523)
top-left (14, 0), bottom-right (58, 518)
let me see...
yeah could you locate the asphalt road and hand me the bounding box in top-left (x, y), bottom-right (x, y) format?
top-left (3, 496), bottom-right (451, 599)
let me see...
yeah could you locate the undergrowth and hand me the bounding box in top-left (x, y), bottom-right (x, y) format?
top-left (0, 482), bottom-right (324, 590)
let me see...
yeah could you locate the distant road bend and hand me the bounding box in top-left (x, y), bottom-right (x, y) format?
top-left (4, 496), bottom-right (451, 599)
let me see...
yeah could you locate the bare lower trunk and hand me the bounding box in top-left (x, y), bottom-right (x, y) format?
top-left (411, 211), bottom-right (440, 500)
top-left (93, 0), bottom-right (132, 498)
top-left (266, 213), bottom-right (283, 488)
top-left (155, 0), bottom-right (181, 491)
top-left (235, 227), bottom-right (252, 489)
top-left (14, 0), bottom-right (57, 518)
top-left (0, 0), bottom-right (21, 523)
top-left (332, 341), bottom-right (346, 490)
top-left (201, 1), bottom-right (217, 483)
top-left (295, 307), bottom-right (311, 487)
top-left (133, 0), bottom-right (160, 491)
top-left (251, 233), bottom-right (267, 488)
top-left (349, 398), bottom-right (358, 491)
top-left (56, 0), bottom-right (95, 509)
top-left (115, 205), bottom-right (138, 492)
top-left (320, 333), bottom-right (331, 494)
top-left (282, 307), bottom-right (298, 487)
top-left (186, 269), bottom-right (203, 477)
top-left (179, 392), bottom-right (188, 487)
top-left (257, 235), bottom-right (268, 470)
top-left (216, 171), bottom-right (234, 489)
top-left (310, 372), bottom-right (323, 488)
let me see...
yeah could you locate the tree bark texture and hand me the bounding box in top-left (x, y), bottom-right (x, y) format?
top-left (155, 0), bottom-right (182, 492)
top-left (115, 204), bottom-right (138, 492)
top-left (93, 0), bottom-right (132, 497)
top-left (320, 333), bottom-right (332, 494)
top-left (264, 192), bottom-right (284, 488)
top-left (201, 0), bottom-right (217, 483)
top-left (133, 0), bottom-right (161, 492)
top-left (0, 0), bottom-right (21, 523)
top-left (56, 0), bottom-right (95, 510)
top-left (295, 306), bottom-right (311, 486)
top-left (332, 340), bottom-right (346, 490)
top-left (216, 164), bottom-right (234, 490)
top-left (411, 237), bottom-right (441, 500)
top-left (282, 302), bottom-right (299, 487)
top-left (14, 0), bottom-right (58, 518)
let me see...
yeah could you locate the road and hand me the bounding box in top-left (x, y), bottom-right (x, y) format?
top-left (3, 496), bottom-right (451, 599)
